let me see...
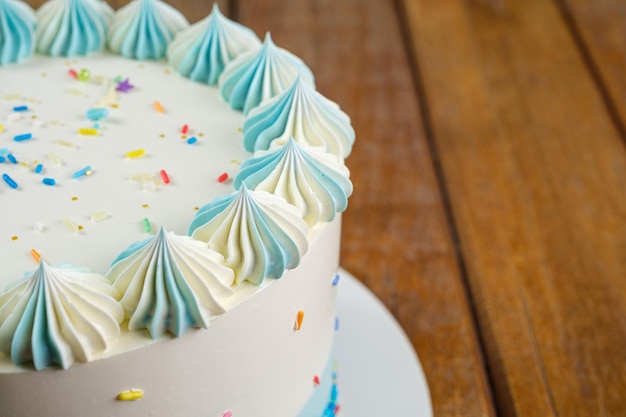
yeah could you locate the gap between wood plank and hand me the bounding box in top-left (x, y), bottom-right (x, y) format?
top-left (391, 0), bottom-right (499, 414)
top-left (553, 0), bottom-right (626, 149)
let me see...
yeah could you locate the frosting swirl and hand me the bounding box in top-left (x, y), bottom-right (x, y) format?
top-left (219, 32), bottom-right (314, 115)
top-left (235, 138), bottom-right (353, 226)
top-left (243, 75), bottom-right (355, 158)
top-left (167, 3), bottom-right (261, 85)
top-left (0, 0), bottom-right (36, 65)
top-left (107, 0), bottom-right (189, 60)
top-left (36, 0), bottom-right (113, 57)
top-left (107, 227), bottom-right (235, 338)
top-left (189, 186), bottom-right (309, 285)
top-left (0, 262), bottom-right (123, 370)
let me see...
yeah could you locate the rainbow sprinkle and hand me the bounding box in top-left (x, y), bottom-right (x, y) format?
top-left (221, 411), bottom-right (233, 417)
top-left (2, 173), bottom-right (18, 189)
top-left (154, 101), bottom-right (164, 113)
top-left (294, 310), bottom-right (305, 331)
top-left (117, 390), bottom-right (143, 401)
top-left (72, 165), bottom-right (92, 179)
top-left (218, 173), bottom-right (229, 183)
top-left (142, 218), bottom-right (152, 233)
top-left (159, 169), bottom-right (170, 184)
top-left (126, 149), bottom-right (145, 159)
top-left (30, 249), bottom-right (41, 263)
top-left (78, 128), bottom-right (98, 135)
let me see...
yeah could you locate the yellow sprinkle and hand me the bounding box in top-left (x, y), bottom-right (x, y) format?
top-left (31, 249), bottom-right (41, 263)
top-left (198, 132), bottom-right (204, 137)
top-left (159, 134), bottom-right (165, 138)
top-left (71, 196), bottom-right (78, 201)
top-left (56, 140), bottom-right (77, 148)
top-left (110, 103), bottom-right (120, 109)
top-left (41, 72), bottom-right (47, 77)
top-left (194, 206), bottom-right (199, 211)
top-left (90, 211), bottom-right (109, 222)
top-left (47, 153), bottom-right (64, 165)
top-left (181, 135), bottom-right (187, 140)
top-left (78, 128), bottom-right (98, 136)
top-left (237, 127), bottom-right (242, 132)
top-left (142, 204), bottom-right (149, 209)
top-left (62, 217), bottom-right (81, 233)
top-left (126, 148), bottom-right (146, 159)
top-left (67, 88), bottom-right (86, 97)
top-left (0, 124), bottom-right (4, 132)
top-left (154, 101), bottom-right (164, 113)
top-left (294, 310), bottom-right (305, 331)
top-left (11, 236), bottom-right (18, 241)
top-left (164, 69), bottom-right (171, 74)
top-left (128, 173), bottom-right (153, 182)
top-left (20, 161), bottom-right (29, 168)
top-left (117, 390), bottom-right (143, 401)
top-left (31, 115), bottom-right (37, 120)
top-left (4, 94), bottom-right (21, 100)
top-left (230, 160), bottom-right (241, 166)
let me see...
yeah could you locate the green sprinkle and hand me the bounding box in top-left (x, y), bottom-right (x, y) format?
top-left (142, 218), bottom-right (152, 233)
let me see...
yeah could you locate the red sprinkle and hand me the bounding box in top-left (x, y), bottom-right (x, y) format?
top-left (217, 173), bottom-right (229, 183)
top-left (334, 405), bottom-right (341, 414)
top-left (159, 169), bottom-right (170, 184)
top-left (68, 69), bottom-right (78, 79)
top-left (313, 375), bottom-right (320, 386)
top-left (181, 124), bottom-right (189, 134)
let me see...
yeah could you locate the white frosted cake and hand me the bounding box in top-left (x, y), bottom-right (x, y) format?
top-left (0, 1), bottom-right (353, 416)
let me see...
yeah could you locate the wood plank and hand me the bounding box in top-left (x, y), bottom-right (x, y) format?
top-left (400, 0), bottom-right (626, 416)
top-left (235, 1), bottom-right (496, 416)
top-left (558, 0), bottom-right (626, 134)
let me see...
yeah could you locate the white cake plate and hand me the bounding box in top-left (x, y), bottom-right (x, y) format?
top-left (334, 268), bottom-right (432, 416)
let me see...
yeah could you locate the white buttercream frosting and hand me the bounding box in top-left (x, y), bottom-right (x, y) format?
top-left (0, 262), bottom-right (123, 370)
top-left (235, 138), bottom-right (353, 226)
top-left (36, 0), bottom-right (113, 56)
top-left (107, 0), bottom-right (189, 60)
top-left (189, 186), bottom-right (309, 285)
top-left (243, 75), bottom-right (355, 158)
top-left (107, 227), bottom-right (235, 338)
top-left (219, 32), bottom-right (315, 115)
top-left (167, 3), bottom-right (261, 85)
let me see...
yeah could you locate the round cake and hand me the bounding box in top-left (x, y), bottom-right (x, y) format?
top-left (0, 1), bottom-right (354, 416)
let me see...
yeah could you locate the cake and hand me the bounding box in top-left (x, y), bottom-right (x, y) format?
top-left (0, 1), bottom-right (354, 416)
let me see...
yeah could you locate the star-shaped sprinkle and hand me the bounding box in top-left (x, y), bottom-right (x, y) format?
top-left (116, 78), bottom-right (134, 93)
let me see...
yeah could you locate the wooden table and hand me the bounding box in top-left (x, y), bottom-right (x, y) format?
top-left (27, 0), bottom-right (626, 416)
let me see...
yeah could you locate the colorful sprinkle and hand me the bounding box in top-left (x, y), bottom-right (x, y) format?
top-left (78, 68), bottom-right (91, 82)
top-left (313, 375), bottom-right (320, 386)
top-left (116, 78), bottom-right (134, 93)
top-left (0, 156), bottom-right (5, 163)
top-left (181, 124), bottom-right (189, 134)
top-left (68, 68), bottom-right (78, 79)
top-left (62, 217), bottom-right (82, 233)
top-left (125, 148), bottom-right (146, 159)
top-left (42, 178), bottom-right (56, 186)
top-left (72, 165), bottom-right (92, 179)
top-left (90, 211), bottom-right (109, 222)
top-left (31, 249), bottom-right (41, 263)
top-left (294, 310), bottom-right (305, 331)
top-left (217, 173), bottom-right (229, 183)
top-left (11, 236), bottom-right (18, 241)
top-left (221, 410), bottom-right (233, 417)
top-left (71, 196), bottom-right (78, 201)
top-left (334, 317), bottom-right (339, 331)
top-left (2, 173), bottom-right (18, 189)
top-left (13, 133), bottom-right (33, 141)
top-left (186, 136), bottom-right (197, 145)
top-left (159, 169), bottom-right (170, 184)
top-left (332, 274), bottom-right (340, 286)
top-left (47, 153), bottom-right (63, 165)
top-left (56, 140), bottom-right (77, 148)
top-left (36, 164), bottom-right (44, 174)
top-left (86, 107), bottom-right (110, 121)
top-left (142, 218), bottom-right (152, 233)
top-left (13, 105), bottom-right (28, 112)
top-left (7, 154), bottom-right (17, 164)
top-left (117, 390), bottom-right (143, 401)
top-left (78, 128), bottom-right (98, 135)
top-left (0, 124), bottom-right (4, 132)
top-left (154, 101), bottom-right (164, 113)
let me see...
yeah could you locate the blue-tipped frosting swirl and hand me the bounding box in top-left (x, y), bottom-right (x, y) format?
top-left (0, 262), bottom-right (123, 370)
top-left (189, 186), bottom-right (309, 285)
top-left (36, 0), bottom-right (113, 57)
top-left (219, 32), bottom-right (315, 115)
top-left (235, 138), bottom-right (353, 226)
top-left (243, 75), bottom-right (355, 158)
top-left (107, 227), bottom-right (235, 338)
top-left (167, 3), bottom-right (261, 85)
top-left (0, 0), bottom-right (36, 65)
top-left (108, 0), bottom-right (189, 60)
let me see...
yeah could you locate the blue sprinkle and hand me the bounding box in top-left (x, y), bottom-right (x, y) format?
top-left (0, 156), bottom-right (5, 163)
top-left (332, 274), bottom-right (340, 286)
top-left (42, 178), bottom-right (56, 186)
top-left (334, 317), bottom-right (339, 331)
top-left (2, 173), bottom-right (18, 189)
top-left (72, 165), bottom-right (92, 179)
top-left (7, 154), bottom-right (17, 164)
top-left (0, 148), bottom-right (8, 156)
top-left (94, 122), bottom-right (101, 129)
top-left (86, 107), bottom-right (109, 121)
top-left (35, 164), bottom-right (43, 174)
top-left (186, 136), bottom-right (197, 145)
top-left (13, 133), bottom-right (33, 142)
top-left (13, 105), bottom-right (28, 112)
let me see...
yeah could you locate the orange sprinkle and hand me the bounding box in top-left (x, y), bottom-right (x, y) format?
top-left (31, 249), bottom-right (41, 263)
top-left (154, 101), bottom-right (164, 113)
top-left (294, 310), bottom-right (305, 331)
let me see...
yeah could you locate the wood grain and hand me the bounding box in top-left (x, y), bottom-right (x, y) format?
top-left (235, 1), bottom-right (496, 416)
top-left (400, 0), bottom-right (626, 416)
